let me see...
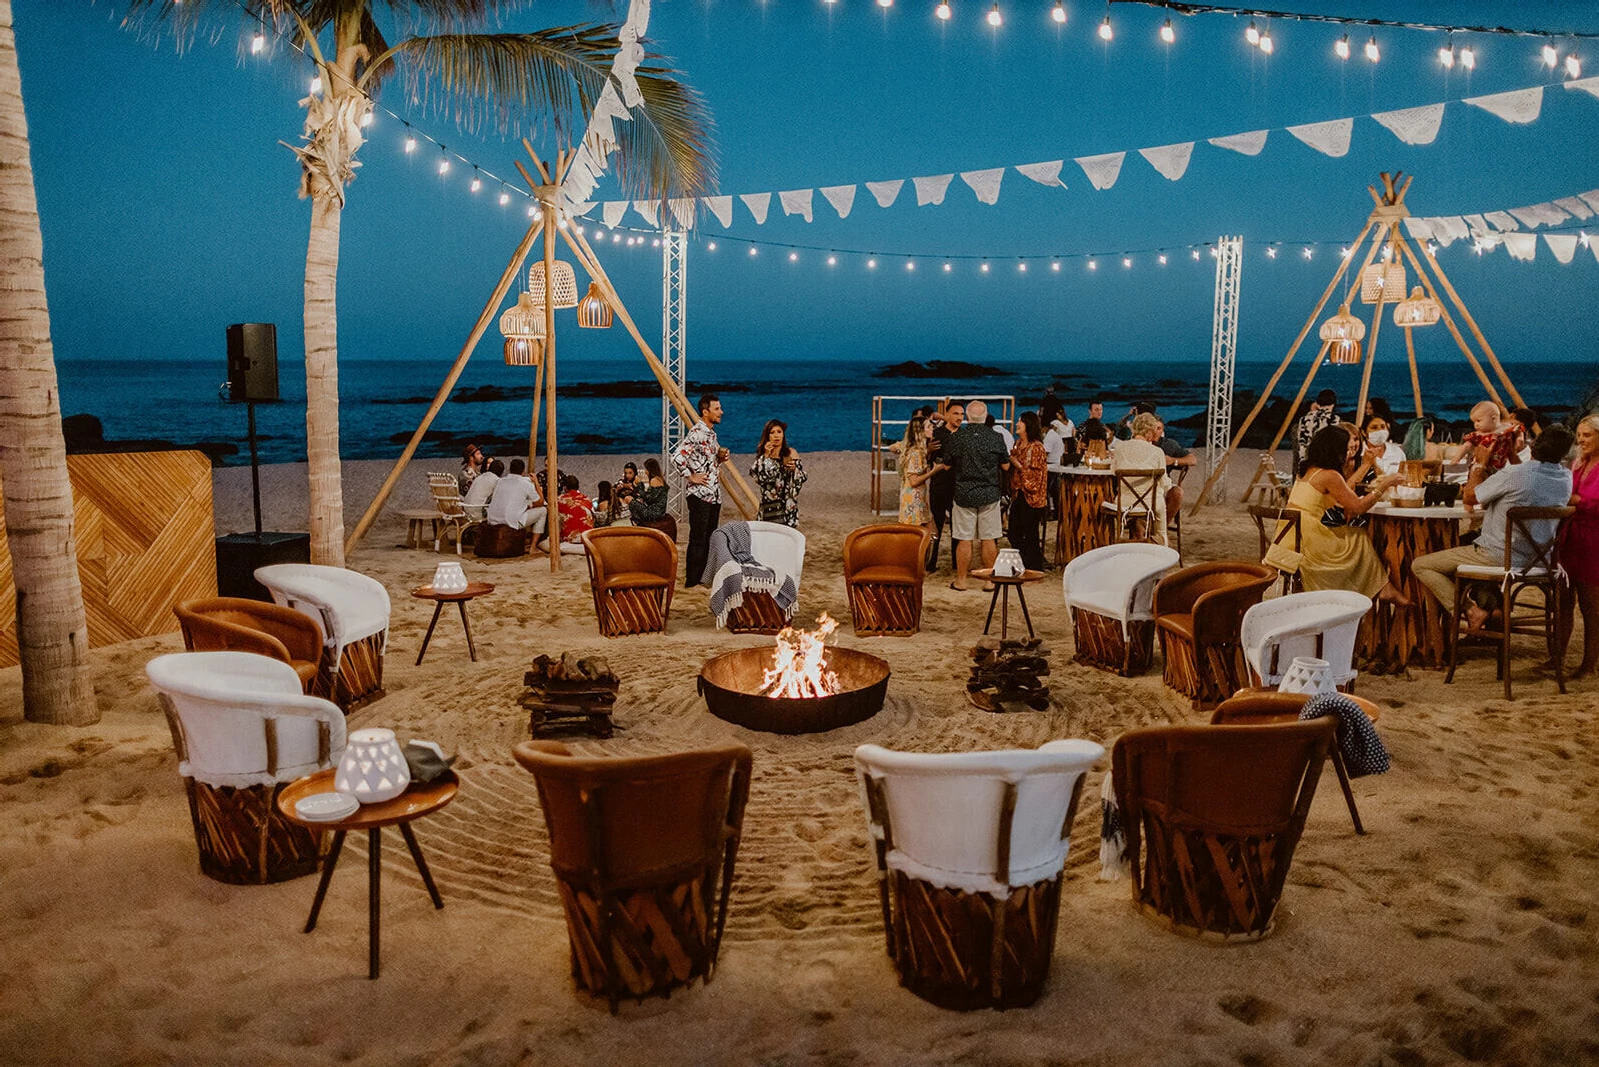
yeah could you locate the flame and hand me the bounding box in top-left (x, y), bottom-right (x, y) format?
top-left (760, 613), bottom-right (840, 699)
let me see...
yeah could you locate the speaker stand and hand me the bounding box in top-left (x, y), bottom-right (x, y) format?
top-left (247, 400), bottom-right (263, 537)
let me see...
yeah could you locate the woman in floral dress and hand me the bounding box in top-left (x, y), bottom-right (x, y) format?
top-left (897, 415), bottom-right (946, 539)
top-left (750, 420), bottom-right (808, 527)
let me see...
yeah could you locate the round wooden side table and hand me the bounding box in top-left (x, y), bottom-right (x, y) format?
top-left (970, 568), bottom-right (1046, 640)
top-left (411, 582), bottom-right (494, 664)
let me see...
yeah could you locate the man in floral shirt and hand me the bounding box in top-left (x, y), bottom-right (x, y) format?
top-left (671, 394), bottom-right (730, 587)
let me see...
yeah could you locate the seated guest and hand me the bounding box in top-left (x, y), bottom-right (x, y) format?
top-left (486, 458), bottom-right (546, 535)
top-left (1403, 415), bottom-right (1449, 467)
top-left (592, 480), bottom-right (615, 528)
top-left (1414, 425), bottom-right (1575, 629)
top-left (1448, 401), bottom-right (1524, 475)
top-left (458, 442), bottom-right (486, 494)
top-left (1362, 414), bottom-right (1405, 477)
top-left (614, 462), bottom-right (640, 516)
top-left (1078, 399), bottom-right (1111, 446)
top-left (538, 474), bottom-right (593, 554)
top-left (1112, 413), bottom-right (1178, 519)
top-left (462, 458), bottom-right (503, 513)
top-left (1156, 423), bottom-right (1197, 472)
top-left (629, 457), bottom-right (671, 526)
top-left (1287, 425), bottom-right (1406, 603)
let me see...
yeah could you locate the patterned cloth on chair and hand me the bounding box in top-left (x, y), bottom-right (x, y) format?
top-left (705, 521), bottom-right (799, 628)
top-left (1299, 692), bottom-right (1390, 778)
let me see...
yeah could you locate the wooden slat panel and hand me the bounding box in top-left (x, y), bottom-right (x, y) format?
top-left (0, 451), bottom-right (217, 667)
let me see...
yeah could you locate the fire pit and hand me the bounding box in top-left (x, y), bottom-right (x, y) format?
top-left (698, 615), bottom-right (890, 734)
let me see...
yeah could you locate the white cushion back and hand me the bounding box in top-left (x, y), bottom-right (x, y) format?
top-left (255, 564), bottom-right (391, 648)
top-left (1241, 591), bottom-right (1372, 685)
top-left (746, 521), bottom-right (806, 590)
top-left (855, 740), bottom-right (1104, 894)
top-left (146, 651), bottom-right (347, 788)
top-left (1062, 543), bottom-right (1180, 626)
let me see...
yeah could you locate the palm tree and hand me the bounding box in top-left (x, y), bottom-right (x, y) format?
top-left (0, 0), bottom-right (99, 724)
top-left (122, 1), bottom-right (716, 566)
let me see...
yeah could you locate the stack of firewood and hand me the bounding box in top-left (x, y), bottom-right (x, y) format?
top-left (967, 637), bottom-right (1051, 713)
top-left (521, 653), bottom-right (619, 739)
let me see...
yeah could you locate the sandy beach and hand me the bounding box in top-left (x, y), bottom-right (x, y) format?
top-left (1, 450), bottom-right (1595, 1067)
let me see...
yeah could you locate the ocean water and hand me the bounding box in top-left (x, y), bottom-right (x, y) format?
top-left (57, 355), bottom-right (1595, 467)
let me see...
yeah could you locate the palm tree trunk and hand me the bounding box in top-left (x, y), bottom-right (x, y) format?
top-left (0, 0), bottom-right (97, 724)
top-left (303, 193), bottom-right (344, 567)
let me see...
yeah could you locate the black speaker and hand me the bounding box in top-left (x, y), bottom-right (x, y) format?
top-left (215, 532), bottom-right (311, 600)
top-left (226, 323), bottom-right (279, 403)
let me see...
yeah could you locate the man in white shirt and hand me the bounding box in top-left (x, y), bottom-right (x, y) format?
top-left (486, 458), bottom-right (547, 534)
top-left (1110, 413), bottom-right (1178, 542)
top-left (1042, 415), bottom-right (1074, 520)
top-left (463, 459), bottom-right (502, 515)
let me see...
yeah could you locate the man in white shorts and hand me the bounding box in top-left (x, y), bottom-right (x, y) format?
top-left (943, 400), bottom-right (1011, 591)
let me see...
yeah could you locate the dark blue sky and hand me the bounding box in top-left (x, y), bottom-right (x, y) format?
top-left (15, 1), bottom-right (1599, 379)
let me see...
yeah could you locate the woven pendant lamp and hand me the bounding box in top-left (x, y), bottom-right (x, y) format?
top-left (576, 282), bottom-right (613, 329)
top-left (527, 261), bottom-right (579, 309)
top-left (499, 291), bottom-right (546, 366)
top-left (1393, 286), bottom-right (1441, 328)
top-left (1319, 302), bottom-right (1366, 365)
top-left (1359, 261), bottom-right (1405, 305)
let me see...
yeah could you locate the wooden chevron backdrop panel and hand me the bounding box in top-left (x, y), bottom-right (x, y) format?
top-left (0, 451), bottom-right (216, 667)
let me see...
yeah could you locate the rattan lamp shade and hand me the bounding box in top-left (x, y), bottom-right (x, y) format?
top-left (1319, 303), bottom-right (1366, 366)
top-left (527, 261), bottom-right (579, 309)
top-left (499, 291), bottom-right (547, 366)
top-left (576, 282), bottom-right (613, 329)
top-left (1359, 262), bottom-right (1406, 305)
top-left (1393, 286), bottom-right (1441, 328)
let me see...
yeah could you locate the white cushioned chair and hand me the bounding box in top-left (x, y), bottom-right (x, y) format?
top-left (853, 739), bottom-right (1105, 1011)
top-left (255, 564), bottom-right (390, 710)
top-left (1062, 543), bottom-right (1181, 676)
top-left (146, 651), bottom-right (347, 885)
top-left (1241, 590), bottom-right (1372, 691)
top-left (716, 520), bottom-right (806, 634)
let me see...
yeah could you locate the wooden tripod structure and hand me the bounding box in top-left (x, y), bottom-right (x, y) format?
top-left (1190, 172), bottom-right (1526, 515)
top-left (345, 142), bottom-right (757, 568)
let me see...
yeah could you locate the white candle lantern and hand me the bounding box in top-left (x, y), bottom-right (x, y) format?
top-left (335, 728), bottom-right (411, 804)
top-left (992, 548), bottom-right (1024, 578)
top-left (432, 561), bottom-right (468, 594)
top-left (1278, 656), bottom-right (1337, 697)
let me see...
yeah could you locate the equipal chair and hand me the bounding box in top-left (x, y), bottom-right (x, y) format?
top-left (1112, 719), bottom-right (1334, 940)
top-left (853, 739), bottom-right (1105, 1010)
top-left (175, 597), bottom-right (325, 692)
top-left (1241, 590), bottom-right (1373, 692)
top-left (511, 740), bottom-right (753, 1013)
top-left (1211, 690), bottom-right (1385, 835)
top-left (580, 527), bottom-right (677, 637)
top-left (146, 651), bottom-right (346, 885)
top-left (254, 564), bottom-right (390, 711)
top-left (722, 521), bottom-right (807, 635)
top-left (843, 524), bottom-right (931, 637)
top-left (427, 472), bottom-right (481, 554)
top-left (1061, 543), bottom-right (1180, 676)
top-left (1446, 505), bottom-right (1576, 700)
top-left (1154, 562), bottom-right (1277, 709)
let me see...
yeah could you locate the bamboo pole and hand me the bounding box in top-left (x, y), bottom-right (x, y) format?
top-left (1405, 326), bottom-right (1423, 419)
top-left (560, 223), bottom-right (760, 519)
top-left (541, 185), bottom-right (560, 573)
top-left (1420, 240), bottom-right (1525, 407)
top-left (1189, 218), bottom-right (1379, 514)
top-left (1393, 235), bottom-right (1505, 409)
top-left (1355, 227), bottom-right (1395, 428)
top-left (1264, 341), bottom-right (1333, 455)
top-left (528, 351), bottom-right (546, 470)
top-left (344, 219), bottom-right (544, 557)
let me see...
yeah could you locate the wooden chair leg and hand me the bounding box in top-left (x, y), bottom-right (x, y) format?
top-left (1501, 577), bottom-right (1513, 701)
top-left (1330, 748), bottom-right (1365, 835)
top-left (1444, 575), bottom-right (1465, 684)
top-left (1553, 582), bottom-right (1567, 695)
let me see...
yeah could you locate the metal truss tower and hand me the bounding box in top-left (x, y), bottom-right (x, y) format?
top-left (661, 231), bottom-right (688, 516)
top-left (1207, 235), bottom-right (1243, 473)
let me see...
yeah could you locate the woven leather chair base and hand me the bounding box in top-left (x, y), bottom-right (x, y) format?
top-left (848, 583), bottom-right (923, 637)
top-left (474, 523), bottom-right (529, 558)
top-left (885, 870), bottom-right (1061, 1011)
top-left (556, 871), bottom-right (723, 1008)
top-left (311, 632), bottom-right (386, 711)
top-left (1159, 630), bottom-right (1246, 709)
top-left (727, 592), bottom-right (791, 635)
top-left (1131, 822), bottom-right (1286, 942)
top-left (185, 779), bottom-right (324, 885)
top-left (594, 586), bottom-right (670, 637)
top-left (1071, 610), bottom-right (1155, 676)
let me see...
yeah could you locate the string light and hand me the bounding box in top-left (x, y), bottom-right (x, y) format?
top-left (1364, 36), bottom-right (1380, 62)
top-left (1122, 256), bottom-right (1131, 268)
top-left (876, 0), bottom-right (892, 8)
top-left (358, 110), bottom-right (373, 128)
top-left (868, 257), bottom-right (878, 268)
top-left (470, 176), bottom-right (482, 193)
top-left (1438, 39), bottom-right (1454, 68)
top-left (789, 251), bottom-right (799, 261)
top-left (987, 4), bottom-right (1002, 28)
top-left (499, 191), bottom-right (510, 206)
top-left (1543, 42), bottom-right (1559, 68)
top-left (1266, 246), bottom-right (1277, 258)
top-left (980, 261), bottom-right (989, 272)
top-left (1098, 15), bottom-right (1112, 40)
top-left (1191, 249), bottom-right (1201, 260)
top-left (1566, 54), bottom-right (1582, 78)
top-left (437, 153), bottom-right (450, 176)
top-left (1579, 232), bottom-right (1590, 248)
top-left (1335, 33), bottom-right (1350, 59)
top-left (1018, 261), bottom-right (1027, 271)
top-left (1051, 1), bottom-right (1066, 25)
top-left (1459, 45), bottom-right (1475, 70)
top-left (250, 30), bottom-right (266, 55)
top-left (404, 135), bottom-right (417, 153)
top-left (1051, 260), bottom-right (1061, 271)
top-left (1245, 20), bottom-right (1260, 46)
top-left (935, 1), bottom-right (952, 20)
top-left (309, 75), bottom-right (322, 93)
top-left (1160, 18), bottom-right (1175, 44)
top-left (907, 260), bottom-right (916, 270)
top-left (1258, 27), bottom-right (1273, 54)
top-left (1088, 259), bottom-right (1098, 270)
top-left (1303, 247), bottom-right (1312, 259)
top-left (707, 241), bottom-right (717, 250)
top-left (944, 261), bottom-right (954, 271)
top-left (828, 254), bottom-right (837, 265)
top-left (749, 246), bottom-right (758, 255)
top-left (1157, 253), bottom-right (1167, 265)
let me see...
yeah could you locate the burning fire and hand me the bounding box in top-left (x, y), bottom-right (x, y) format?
top-left (760, 613), bottom-right (840, 699)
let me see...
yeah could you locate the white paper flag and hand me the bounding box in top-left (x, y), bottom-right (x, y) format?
top-left (570, 202), bottom-right (596, 218)
top-left (1431, 216), bottom-right (1469, 248)
top-left (1015, 160), bottom-right (1066, 188)
top-left (1463, 214), bottom-right (1490, 237)
top-left (1502, 232), bottom-right (1537, 261)
top-left (614, 30), bottom-right (646, 110)
top-left (603, 201), bottom-right (628, 228)
top-left (1484, 211), bottom-right (1519, 232)
top-left (1287, 118), bottom-right (1353, 158)
top-left (866, 179), bottom-right (904, 208)
top-left (703, 195), bottom-right (733, 228)
top-left (1464, 87), bottom-right (1543, 124)
top-left (913, 174), bottom-right (954, 206)
top-left (633, 200), bottom-right (659, 228)
top-left (1075, 152), bottom-right (1125, 191)
top-left (1544, 234), bottom-right (1580, 264)
top-left (1371, 103), bottom-right (1445, 146)
top-left (669, 198), bottom-right (695, 229)
top-left (820, 184), bottom-right (857, 219)
top-left (1404, 217), bottom-right (1435, 241)
top-left (740, 192), bottom-right (771, 225)
top-left (1592, 241), bottom-right (1599, 266)
top-left (960, 167), bottom-right (1005, 205)
top-left (1563, 74), bottom-right (1599, 100)
top-left (778, 188), bottom-right (814, 223)
top-left (1553, 196), bottom-right (1594, 220)
top-left (1208, 130), bottom-right (1268, 156)
top-left (1138, 142), bottom-right (1195, 182)
top-left (1583, 190), bottom-right (1599, 214)
top-left (1508, 203), bottom-right (1570, 228)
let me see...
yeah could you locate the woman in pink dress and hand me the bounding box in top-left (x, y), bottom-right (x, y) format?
top-left (1559, 414), bottom-right (1599, 678)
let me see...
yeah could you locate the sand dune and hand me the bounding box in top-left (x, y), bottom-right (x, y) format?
top-left (1, 451), bottom-right (1595, 1066)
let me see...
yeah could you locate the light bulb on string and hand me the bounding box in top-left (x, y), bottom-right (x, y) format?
top-left (1258, 28), bottom-right (1273, 55)
top-left (528, 205), bottom-right (538, 218)
top-left (1159, 18), bottom-right (1174, 44)
top-left (404, 135), bottom-right (417, 153)
top-left (250, 30), bottom-right (265, 54)
top-left (980, 261), bottom-right (990, 273)
top-left (1303, 247), bottom-right (1313, 259)
top-left (1245, 20), bottom-right (1259, 46)
top-left (986, 4), bottom-right (1001, 28)
top-left (708, 241), bottom-right (718, 251)
top-left (358, 109), bottom-right (373, 128)
top-left (789, 251), bottom-right (798, 262)
top-left (944, 261), bottom-right (953, 272)
top-left (827, 254), bottom-right (837, 265)
top-left (1122, 257), bottom-right (1131, 268)
top-left (1050, 1), bottom-right (1066, 25)
top-left (1543, 42), bottom-right (1559, 68)
top-left (470, 177), bottom-right (482, 193)
top-left (876, 0), bottom-right (892, 8)
top-left (868, 257), bottom-right (878, 269)
top-left (1088, 259), bottom-right (1098, 271)
top-left (1579, 232), bottom-right (1590, 249)
top-left (438, 155), bottom-right (450, 176)
top-left (1566, 54), bottom-right (1582, 79)
top-left (1051, 260), bottom-right (1061, 271)
top-left (1340, 247), bottom-right (1351, 259)
top-left (1459, 45), bottom-right (1475, 70)
top-left (1438, 36), bottom-right (1454, 68)
top-left (1158, 253), bottom-right (1167, 265)
top-left (498, 191), bottom-right (510, 206)
top-left (935, 1), bottom-right (951, 20)
top-left (1335, 34), bottom-right (1350, 60)
top-left (557, 218), bottom-right (569, 231)
top-left (1266, 246), bottom-right (1277, 259)
top-left (1427, 241), bottom-right (1439, 255)
top-left (749, 246), bottom-right (758, 256)
top-left (906, 260), bottom-right (916, 271)
top-left (1098, 15), bottom-right (1112, 41)
top-left (1365, 36), bottom-right (1380, 63)
top-left (310, 75), bottom-right (322, 93)
top-left (651, 237), bottom-right (659, 246)
top-left (1191, 249), bottom-right (1200, 260)
top-left (613, 233), bottom-right (622, 242)
top-left (1018, 261), bottom-right (1027, 272)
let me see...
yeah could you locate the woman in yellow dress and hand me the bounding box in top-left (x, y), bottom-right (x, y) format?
top-left (1285, 424), bottom-right (1407, 603)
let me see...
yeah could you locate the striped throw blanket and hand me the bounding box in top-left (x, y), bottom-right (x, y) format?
top-left (705, 522), bottom-right (799, 628)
